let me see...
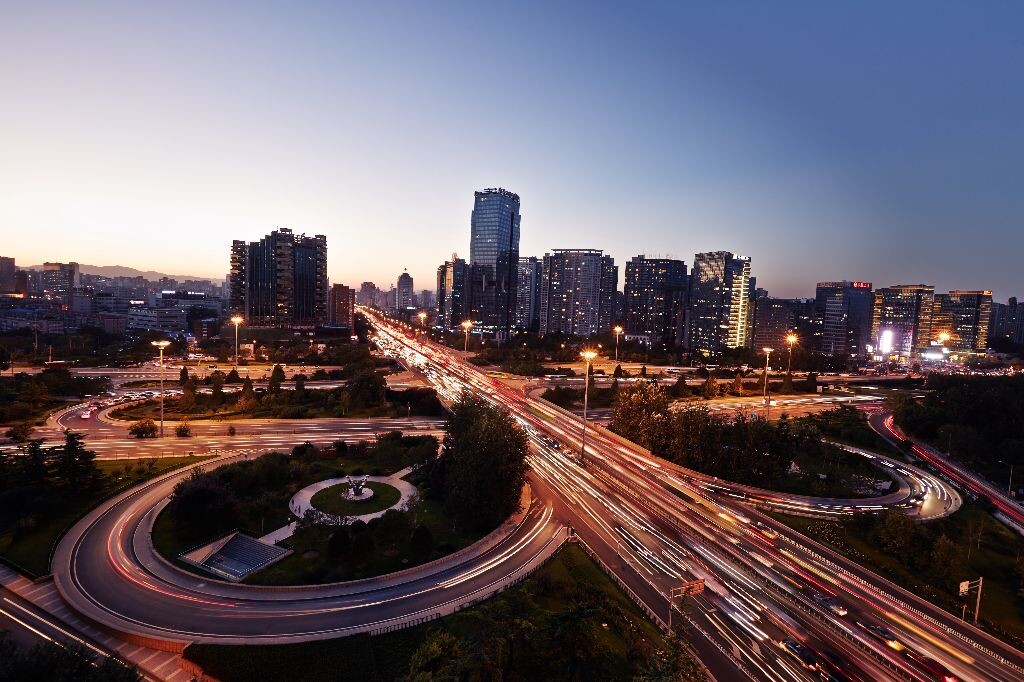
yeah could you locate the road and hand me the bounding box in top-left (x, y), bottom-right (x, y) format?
top-left (370, 313), bottom-right (1024, 681)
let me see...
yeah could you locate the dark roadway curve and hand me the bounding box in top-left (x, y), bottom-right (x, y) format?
top-left (52, 452), bottom-right (561, 651)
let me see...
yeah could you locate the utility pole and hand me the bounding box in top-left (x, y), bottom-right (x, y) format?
top-left (960, 577), bottom-right (984, 625)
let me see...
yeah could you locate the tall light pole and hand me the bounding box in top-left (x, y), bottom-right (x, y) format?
top-left (613, 325), bottom-right (623, 363)
top-left (580, 349), bottom-right (598, 461)
top-left (230, 315), bottom-right (244, 368)
top-left (762, 347), bottom-right (773, 420)
top-left (785, 333), bottom-right (798, 375)
top-left (1000, 459), bottom-right (1015, 495)
top-left (151, 340), bottom-right (171, 438)
top-left (461, 320), bottom-right (473, 353)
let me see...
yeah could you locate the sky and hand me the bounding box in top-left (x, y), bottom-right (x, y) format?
top-left (1, 1), bottom-right (1022, 300)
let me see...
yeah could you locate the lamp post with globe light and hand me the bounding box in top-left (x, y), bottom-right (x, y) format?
top-left (461, 320), bottom-right (473, 353)
top-left (418, 311), bottom-right (427, 341)
top-left (613, 325), bottom-right (623, 363)
top-left (785, 333), bottom-right (798, 375)
top-left (151, 340), bottom-right (171, 438)
top-left (580, 349), bottom-right (598, 461)
top-left (230, 315), bottom-right (244, 368)
top-left (762, 347), bottom-right (773, 420)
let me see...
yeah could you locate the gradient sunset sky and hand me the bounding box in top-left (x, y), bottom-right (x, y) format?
top-left (2, 2), bottom-right (1022, 299)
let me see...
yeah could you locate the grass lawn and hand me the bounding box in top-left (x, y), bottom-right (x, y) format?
top-left (0, 455), bottom-right (214, 577)
top-left (184, 544), bottom-right (669, 682)
top-left (310, 481), bottom-right (401, 516)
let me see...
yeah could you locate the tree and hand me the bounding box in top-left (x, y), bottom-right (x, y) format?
top-left (0, 346), bottom-right (10, 372)
top-left (613, 363), bottom-right (624, 378)
top-left (730, 373), bottom-right (744, 396)
top-left (333, 439), bottom-right (349, 457)
top-left (347, 370), bottom-right (386, 410)
top-left (179, 378), bottom-right (197, 411)
top-left (210, 372), bottom-right (225, 400)
top-left (0, 635), bottom-right (140, 681)
top-left (610, 382), bottom-right (670, 452)
top-left (701, 374), bottom-right (719, 399)
top-left (225, 368), bottom-right (241, 384)
top-left (928, 534), bottom-right (962, 590)
top-left (327, 527), bottom-right (351, 559)
top-left (178, 366), bottom-right (189, 385)
top-left (237, 376), bottom-right (256, 412)
top-left (410, 523), bottom-right (434, 555)
top-left (227, 424), bottom-right (236, 436)
top-left (129, 419), bottom-right (158, 439)
top-left (878, 509), bottom-right (916, 561)
top-left (404, 630), bottom-right (465, 681)
top-left (437, 396), bottom-right (528, 532)
top-left (52, 430), bottom-right (98, 488)
top-left (294, 373), bottom-right (306, 394)
top-left (175, 420), bottom-right (192, 438)
top-left (20, 439), bottom-right (49, 484)
top-left (268, 364), bottom-right (286, 394)
top-left (5, 422), bottom-right (34, 443)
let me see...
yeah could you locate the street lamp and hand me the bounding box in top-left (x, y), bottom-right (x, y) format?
top-left (230, 315), bottom-right (244, 368)
top-left (785, 333), bottom-right (798, 375)
top-left (999, 459), bottom-right (1015, 496)
top-left (580, 349), bottom-right (598, 462)
top-left (613, 325), bottom-right (623, 363)
top-left (418, 311), bottom-right (427, 334)
top-left (762, 347), bottom-right (773, 420)
top-left (151, 340), bottom-right (171, 438)
top-left (461, 320), bottom-right (473, 353)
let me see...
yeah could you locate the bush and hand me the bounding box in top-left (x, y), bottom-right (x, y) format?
top-left (128, 419), bottom-right (158, 439)
top-left (175, 422), bottom-right (192, 438)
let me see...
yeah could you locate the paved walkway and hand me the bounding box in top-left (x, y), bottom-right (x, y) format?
top-left (259, 466), bottom-right (418, 543)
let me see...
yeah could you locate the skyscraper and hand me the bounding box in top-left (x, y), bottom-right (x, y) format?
top-left (870, 284), bottom-right (935, 360)
top-left (539, 249), bottom-right (617, 337)
top-left (515, 256), bottom-right (542, 330)
top-left (623, 255), bottom-right (688, 347)
top-left (933, 290), bottom-right (992, 356)
top-left (229, 228), bottom-right (328, 326)
top-left (357, 282), bottom-right (378, 306)
top-left (686, 252), bottom-right (753, 355)
top-left (814, 281), bottom-right (874, 356)
top-left (229, 240), bottom-right (247, 314)
top-left (469, 188), bottom-right (521, 338)
top-left (42, 262), bottom-right (80, 305)
top-left (396, 271), bottom-right (414, 310)
top-left (751, 297), bottom-right (814, 352)
top-left (0, 257), bottom-right (16, 294)
top-left (436, 255), bottom-right (469, 331)
top-left (990, 297), bottom-right (1024, 345)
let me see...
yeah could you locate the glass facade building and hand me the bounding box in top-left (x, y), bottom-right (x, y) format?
top-left (469, 188), bottom-right (521, 338)
top-left (515, 256), bottom-right (542, 330)
top-left (933, 290), bottom-right (992, 356)
top-left (436, 255), bottom-right (469, 331)
top-left (870, 284), bottom-right (935, 360)
top-left (686, 252), bottom-right (752, 355)
top-left (232, 228), bottom-right (327, 327)
top-left (539, 249), bottom-right (617, 337)
top-left (814, 281), bottom-right (874, 356)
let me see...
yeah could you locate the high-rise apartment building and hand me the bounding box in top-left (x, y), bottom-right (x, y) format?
top-left (515, 257), bottom-right (542, 330)
top-left (328, 284), bottom-right (356, 329)
top-left (870, 284), bottom-right (935, 359)
top-left (0, 257), bottom-right (16, 294)
top-left (933, 290), bottom-right (992, 356)
top-left (686, 252), bottom-right (752, 355)
top-left (436, 255), bottom-right (469, 331)
top-left (814, 281), bottom-right (874, 356)
top-left (469, 188), bottom-right (521, 338)
top-left (623, 255), bottom-right (688, 347)
top-left (539, 249), bottom-right (617, 337)
top-left (357, 282), bottom-right (378, 306)
top-left (396, 271), bottom-right (414, 310)
top-left (990, 297), bottom-right (1024, 345)
top-left (751, 297), bottom-right (814, 352)
top-left (229, 229), bottom-right (328, 326)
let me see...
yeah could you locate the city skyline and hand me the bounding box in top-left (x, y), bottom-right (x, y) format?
top-left (3, 3), bottom-right (1023, 299)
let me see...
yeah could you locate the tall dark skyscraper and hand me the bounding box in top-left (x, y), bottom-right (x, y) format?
top-left (436, 254), bottom-right (469, 331)
top-left (396, 270), bottom-right (414, 310)
top-left (623, 255), bottom-right (688, 347)
top-left (686, 251), bottom-right (752, 356)
top-left (469, 188), bottom-right (521, 339)
top-left (814, 281), bottom-right (874, 357)
top-left (229, 228), bottom-right (327, 327)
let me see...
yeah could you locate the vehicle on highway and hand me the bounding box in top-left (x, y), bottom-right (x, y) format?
top-left (905, 650), bottom-right (958, 682)
top-left (779, 638), bottom-right (820, 672)
top-left (547, 438), bottom-right (560, 449)
top-left (812, 593), bottom-right (848, 617)
top-left (80, 411), bottom-right (91, 420)
top-left (855, 620), bottom-right (904, 650)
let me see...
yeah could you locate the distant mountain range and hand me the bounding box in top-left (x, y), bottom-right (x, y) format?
top-left (25, 263), bottom-right (221, 283)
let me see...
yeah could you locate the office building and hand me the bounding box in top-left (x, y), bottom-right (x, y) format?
top-left (815, 281), bottom-right (874, 356)
top-left (229, 228), bottom-right (328, 326)
top-left (933, 290), bottom-right (992, 356)
top-left (991, 297), bottom-right (1024, 345)
top-left (357, 282), bottom-right (378, 306)
top-left (396, 271), bottom-right (414, 310)
top-left (436, 255), bottom-right (469, 330)
top-left (515, 256), bottom-right (542, 330)
top-left (623, 255), bottom-right (688, 347)
top-left (751, 297), bottom-right (813, 352)
top-left (870, 285), bottom-right (935, 360)
top-left (418, 289), bottom-right (435, 310)
top-left (328, 284), bottom-right (356, 329)
top-left (539, 249), bottom-right (617, 337)
top-left (686, 252), bottom-right (753, 355)
top-left (469, 188), bottom-right (521, 338)
top-left (42, 262), bottom-right (80, 304)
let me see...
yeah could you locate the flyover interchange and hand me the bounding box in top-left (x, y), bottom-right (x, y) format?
top-left (51, 312), bottom-right (1021, 681)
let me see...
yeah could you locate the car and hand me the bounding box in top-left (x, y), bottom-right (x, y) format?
top-left (80, 412), bottom-right (91, 419)
top-left (855, 621), bottom-right (904, 650)
top-left (905, 651), bottom-right (958, 682)
top-left (547, 438), bottom-right (560, 449)
top-left (812, 593), bottom-right (848, 617)
top-left (779, 639), bottom-right (820, 671)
